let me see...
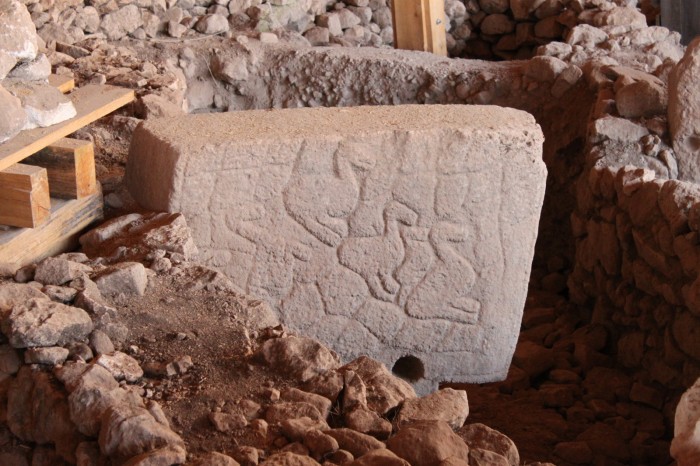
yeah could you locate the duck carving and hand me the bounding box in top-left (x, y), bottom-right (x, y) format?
top-left (284, 141), bottom-right (373, 247)
top-left (406, 222), bottom-right (481, 324)
top-left (338, 200), bottom-right (418, 302)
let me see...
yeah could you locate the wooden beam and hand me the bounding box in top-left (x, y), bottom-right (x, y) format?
top-left (0, 164), bottom-right (51, 228)
top-left (0, 186), bottom-right (103, 267)
top-left (26, 138), bottom-right (97, 199)
top-left (49, 74), bottom-right (75, 94)
top-left (0, 84), bottom-right (135, 172)
top-left (392, 0), bottom-right (447, 56)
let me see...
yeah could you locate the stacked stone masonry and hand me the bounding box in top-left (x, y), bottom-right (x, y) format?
top-left (126, 105), bottom-right (547, 393)
top-left (25, 0), bottom-right (654, 59)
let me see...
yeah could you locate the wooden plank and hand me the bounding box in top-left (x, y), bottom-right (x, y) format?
top-left (423, 0), bottom-right (447, 56)
top-left (0, 84), bottom-right (135, 172)
top-left (26, 138), bottom-right (97, 199)
top-left (391, 0), bottom-right (447, 55)
top-left (0, 186), bottom-right (103, 267)
top-left (49, 74), bottom-right (75, 93)
top-left (0, 164), bottom-right (51, 228)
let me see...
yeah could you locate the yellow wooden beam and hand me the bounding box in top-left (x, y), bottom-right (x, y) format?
top-left (0, 164), bottom-right (51, 228)
top-left (391, 0), bottom-right (447, 56)
top-left (27, 138), bottom-right (97, 199)
top-left (0, 185), bottom-right (103, 266)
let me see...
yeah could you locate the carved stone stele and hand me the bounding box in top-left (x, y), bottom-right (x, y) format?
top-left (126, 105), bottom-right (546, 393)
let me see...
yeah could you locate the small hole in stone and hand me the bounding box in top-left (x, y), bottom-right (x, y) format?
top-left (392, 355), bottom-right (425, 382)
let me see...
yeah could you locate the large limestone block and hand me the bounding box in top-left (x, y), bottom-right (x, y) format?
top-left (126, 105), bottom-right (546, 391)
top-left (670, 37), bottom-right (700, 182)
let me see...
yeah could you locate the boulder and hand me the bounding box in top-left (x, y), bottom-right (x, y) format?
top-left (0, 0), bottom-right (38, 61)
top-left (669, 37), bottom-right (700, 182)
top-left (2, 298), bottom-right (93, 348)
top-left (387, 420), bottom-right (470, 466)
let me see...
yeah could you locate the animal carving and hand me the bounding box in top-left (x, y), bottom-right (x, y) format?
top-left (338, 201), bottom-right (418, 302)
top-left (284, 141), bottom-right (373, 247)
top-left (406, 222), bottom-right (480, 324)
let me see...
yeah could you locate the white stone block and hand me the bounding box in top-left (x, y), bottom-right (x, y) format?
top-left (126, 105), bottom-right (546, 391)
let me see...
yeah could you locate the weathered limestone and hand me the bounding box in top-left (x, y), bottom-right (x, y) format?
top-left (669, 37), bottom-right (700, 182)
top-left (671, 377), bottom-right (700, 466)
top-left (126, 105), bottom-right (546, 391)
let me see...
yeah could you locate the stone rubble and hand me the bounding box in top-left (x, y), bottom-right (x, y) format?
top-left (0, 0), bottom-right (77, 142)
top-left (0, 0), bottom-right (696, 464)
top-left (0, 213), bottom-right (559, 466)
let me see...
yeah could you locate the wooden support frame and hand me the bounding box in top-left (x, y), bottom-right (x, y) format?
top-left (26, 138), bottom-right (97, 199)
top-left (391, 0), bottom-right (447, 56)
top-left (0, 84), bottom-right (134, 172)
top-left (0, 164), bottom-right (51, 228)
top-left (0, 185), bottom-right (103, 267)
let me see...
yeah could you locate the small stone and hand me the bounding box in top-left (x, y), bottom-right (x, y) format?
top-left (94, 262), bottom-right (148, 297)
top-left (233, 446), bottom-right (259, 466)
top-left (34, 257), bottom-right (91, 286)
top-left (90, 330), bottom-right (115, 355)
top-left (344, 407), bottom-right (392, 439)
top-left (24, 346), bottom-right (69, 365)
top-left (591, 116), bottom-right (649, 144)
top-left (8, 53), bottom-right (51, 81)
top-left (101, 5), bottom-right (143, 40)
top-left (616, 80), bottom-right (667, 119)
top-left (191, 451), bottom-right (241, 465)
top-left (348, 448), bottom-right (409, 465)
top-left (3, 298), bottom-right (93, 348)
top-left (396, 388), bottom-right (469, 429)
top-left (42, 285), bottom-right (77, 303)
top-left (210, 412), bottom-right (249, 432)
top-left (95, 351), bottom-right (144, 383)
top-left (259, 32), bottom-right (278, 43)
top-left (303, 429), bottom-right (339, 460)
top-left (524, 56), bottom-right (568, 82)
top-left (281, 417), bottom-right (330, 442)
top-left (457, 423), bottom-right (519, 466)
top-left (195, 14), bottom-right (230, 34)
top-left (261, 452), bottom-right (319, 465)
top-left (387, 421), bottom-right (469, 465)
top-left (266, 402), bottom-right (325, 425)
top-left (324, 428), bottom-right (385, 458)
top-left (256, 336), bottom-right (340, 383)
top-left (282, 387), bottom-right (332, 419)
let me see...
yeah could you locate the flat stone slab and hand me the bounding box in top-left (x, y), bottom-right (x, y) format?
top-left (126, 105), bottom-right (546, 392)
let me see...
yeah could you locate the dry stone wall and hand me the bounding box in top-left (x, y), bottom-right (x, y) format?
top-left (26, 0), bottom-right (652, 59)
top-left (565, 30), bottom-right (700, 418)
top-left (126, 105), bottom-right (546, 393)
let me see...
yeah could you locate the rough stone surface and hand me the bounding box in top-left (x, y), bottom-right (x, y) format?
top-left (34, 258), bottom-right (91, 286)
top-left (94, 262), bottom-right (148, 297)
top-left (0, 0), bottom-right (38, 61)
top-left (4, 81), bottom-right (77, 129)
top-left (669, 37), bottom-right (700, 182)
top-left (256, 336), bottom-right (341, 383)
top-left (457, 423), bottom-right (519, 466)
top-left (672, 377), bottom-right (700, 466)
top-left (2, 298), bottom-right (93, 348)
top-left (396, 388), bottom-right (469, 429)
top-left (126, 105), bottom-right (546, 389)
top-left (387, 420), bottom-right (470, 466)
top-left (340, 356), bottom-right (415, 414)
top-left (0, 84), bottom-right (26, 143)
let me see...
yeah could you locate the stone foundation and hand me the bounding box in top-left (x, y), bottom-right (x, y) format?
top-left (126, 104), bottom-right (546, 391)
